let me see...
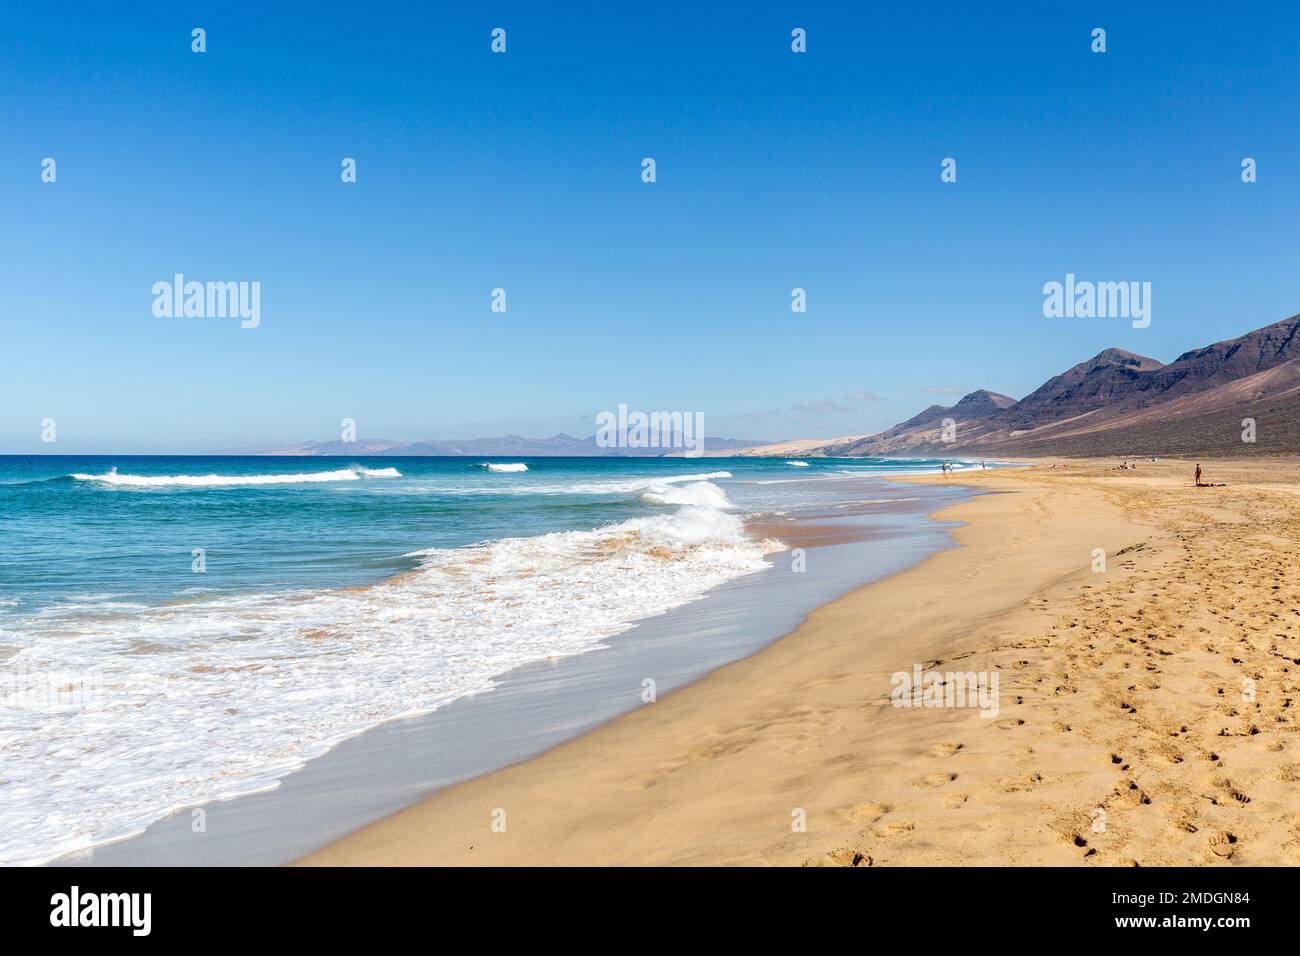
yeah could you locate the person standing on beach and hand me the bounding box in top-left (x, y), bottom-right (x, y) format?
top-left (1195, 463), bottom-right (1202, 486)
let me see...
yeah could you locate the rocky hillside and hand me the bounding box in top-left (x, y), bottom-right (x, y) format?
top-left (737, 312), bottom-right (1300, 458)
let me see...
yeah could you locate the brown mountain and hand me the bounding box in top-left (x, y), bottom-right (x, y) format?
top-left (774, 390), bottom-right (1019, 463)
top-left (986, 355), bottom-right (1300, 456)
top-left (832, 389), bottom-right (1017, 455)
top-left (1000, 349), bottom-right (1165, 431)
top-left (738, 311), bottom-right (1300, 458)
top-left (990, 312), bottom-right (1300, 454)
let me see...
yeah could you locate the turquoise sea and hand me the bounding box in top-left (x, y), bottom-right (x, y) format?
top-left (0, 454), bottom-right (977, 864)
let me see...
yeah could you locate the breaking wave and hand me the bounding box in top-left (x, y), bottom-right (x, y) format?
top-left (70, 466), bottom-right (401, 488)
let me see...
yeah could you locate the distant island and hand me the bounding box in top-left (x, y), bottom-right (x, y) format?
top-left (253, 433), bottom-right (765, 457)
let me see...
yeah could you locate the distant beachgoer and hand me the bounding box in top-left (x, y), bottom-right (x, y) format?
top-left (1195, 463), bottom-right (1202, 486)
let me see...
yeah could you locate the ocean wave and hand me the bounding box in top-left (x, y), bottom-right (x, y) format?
top-left (640, 480), bottom-right (733, 509)
top-left (751, 473), bottom-right (871, 485)
top-left (393, 470), bottom-right (736, 498)
top-left (479, 462), bottom-right (528, 473)
top-left (785, 460), bottom-right (810, 467)
top-left (69, 465), bottom-right (401, 488)
top-left (657, 470), bottom-right (731, 483)
top-left (0, 472), bottom-right (772, 866)
top-left (537, 470), bottom-right (733, 496)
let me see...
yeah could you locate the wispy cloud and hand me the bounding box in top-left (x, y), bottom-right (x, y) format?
top-left (923, 385), bottom-right (962, 395)
top-left (788, 398), bottom-right (854, 417)
top-left (738, 396), bottom-right (863, 423)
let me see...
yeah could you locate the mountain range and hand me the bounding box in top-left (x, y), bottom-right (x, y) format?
top-left (736, 311), bottom-right (1300, 458)
top-left (256, 434), bottom-right (763, 457)
top-left (256, 312), bottom-right (1300, 461)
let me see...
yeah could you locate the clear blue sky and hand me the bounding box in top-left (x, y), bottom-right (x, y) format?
top-left (3, 2), bottom-right (1298, 452)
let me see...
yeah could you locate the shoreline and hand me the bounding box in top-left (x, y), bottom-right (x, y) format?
top-left (296, 464), bottom-right (1066, 866)
top-left (54, 476), bottom-right (967, 866)
top-left (300, 457), bottom-right (1300, 866)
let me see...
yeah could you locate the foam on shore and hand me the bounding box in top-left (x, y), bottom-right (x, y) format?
top-left (0, 477), bottom-right (771, 866)
top-left (71, 465), bottom-right (401, 487)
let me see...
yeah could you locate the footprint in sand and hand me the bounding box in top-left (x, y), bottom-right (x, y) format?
top-left (1167, 803), bottom-right (1200, 833)
top-left (1209, 777), bottom-right (1251, 805)
top-left (848, 802), bottom-right (891, 824)
top-left (1000, 771), bottom-right (1044, 793)
top-left (1119, 780), bottom-right (1152, 806)
top-left (873, 822), bottom-right (916, 838)
top-left (826, 848), bottom-right (872, 867)
top-left (1153, 742), bottom-right (1185, 764)
top-left (1061, 832), bottom-right (1097, 858)
top-left (912, 771), bottom-right (958, 788)
top-left (928, 741), bottom-right (964, 757)
top-left (1207, 831), bottom-right (1238, 861)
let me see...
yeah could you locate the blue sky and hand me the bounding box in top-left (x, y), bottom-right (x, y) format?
top-left (2, 2), bottom-right (1298, 452)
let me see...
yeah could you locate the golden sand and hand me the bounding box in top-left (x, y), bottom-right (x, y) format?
top-left (298, 459), bottom-right (1300, 866)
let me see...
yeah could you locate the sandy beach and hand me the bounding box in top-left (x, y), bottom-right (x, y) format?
top-left (299, 458), bottom-right (1300, 866)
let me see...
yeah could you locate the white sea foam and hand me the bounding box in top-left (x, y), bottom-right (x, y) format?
top-left (480, 462), bottom-right (528, 473)
top-left (71, 465), bottom-right (401, 487)
top-left (656, 470), bottom-right (732, 483)
top-left (0, 477), bottom-right (771, 866)
top-left (537, 470), bottom-right (733, 496)
top-left (640, 481), bottom-right (733, 509)
top-left (397, 470), bottom-right (736, 497)
top-left (785, 460), bottom-right (810, 467)
top-left (752, 474), bottom-right (871, 485)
